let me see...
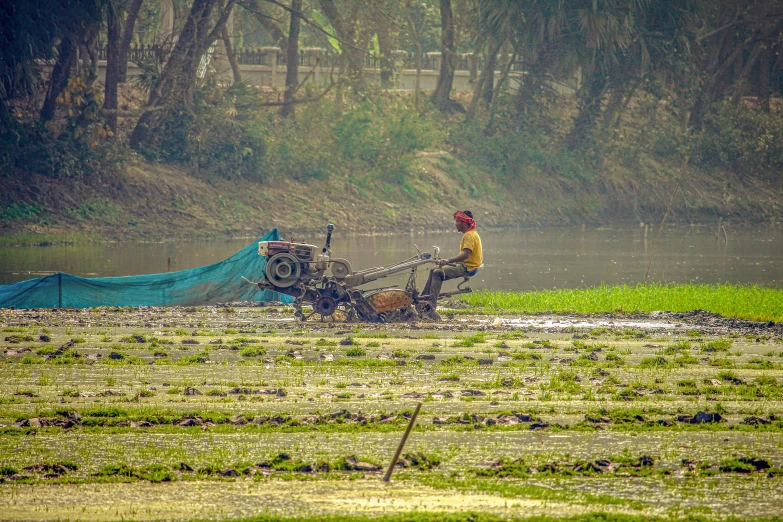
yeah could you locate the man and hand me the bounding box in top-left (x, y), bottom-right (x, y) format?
top-left (420, 210), bottom-right (483, 320)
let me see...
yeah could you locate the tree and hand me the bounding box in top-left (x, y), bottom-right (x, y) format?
top-left (241, 0), bottom-right (288, 51)
top-left (129, 0), bottom-right (237, 150)
top-left (105, 0), bottom-right (145, 132)
top-left (281, 0), bottom-right (302, 119)
top-left (38, 0), bottom-right (107, 122)
top-left (221, 23), bottom-right (243, 84)
top-left (404, 0), bottom-right (425, 109)
top-left (317, 0), bottom-right (366, 90)
top-left (688, 0), bottom-right (783, 127)
top-left (431, 0), bottom-right (461, 112)
top-left (473, 0), bottom-right (696, 145)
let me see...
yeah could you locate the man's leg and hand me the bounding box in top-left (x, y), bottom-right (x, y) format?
top-left (424, 265), bottom-right (467, 307)
top-left (441, 264), bottom-right (468, 284)
top-left (422, 268), bottom-right (445, 307)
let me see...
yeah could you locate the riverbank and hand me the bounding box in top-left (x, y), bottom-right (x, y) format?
top-left (2, 148), bottom-right (782, 246)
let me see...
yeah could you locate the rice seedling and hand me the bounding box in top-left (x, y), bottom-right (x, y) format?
top-left (462, 284), bottom-right (783, 322)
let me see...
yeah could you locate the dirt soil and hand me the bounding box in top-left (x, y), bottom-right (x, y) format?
top-left (2, 150), bottom-right (782, 244)
top-left (1, 305), bottom-right (782, 521)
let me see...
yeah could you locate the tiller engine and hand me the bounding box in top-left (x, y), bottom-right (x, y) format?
top-left (246, 224), bottom-right (472, 321)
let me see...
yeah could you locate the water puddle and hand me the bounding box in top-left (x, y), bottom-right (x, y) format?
top-left (0, 480), bottom-right (578, 521)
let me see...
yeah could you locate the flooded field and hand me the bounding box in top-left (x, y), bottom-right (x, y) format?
top-left (0, 305), bottom-right (781, 521)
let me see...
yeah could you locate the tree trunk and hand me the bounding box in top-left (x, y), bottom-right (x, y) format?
top-left (82, 24), bottom-right (99, 89)
top-left (480, 37), bottom-right (501, 106)
top-left (688, 34), bottom-right (747, 128)
top-left (318, 0), bottom-right (364, 90)
top-left (607, 77), bottom-right (641, 129)
top-left (404, 0), bottom-right (422, 109)
top-left (41, 36), bottom-right (78, 122)
top-left (247, 0), bottom-right (287, 51)
top-left (466, 72), bottom-right (485, 121)
top-left (730, 40), bottom-right (763, 105)
top-left (104, 5), bottom-right (122, 132)
top-left (566, 71), bottom-right (607, 149)
top-left (485, 50), bottom-right (516, 134)
top-left (118, 0), bottom-right (144, 82)
top-left (771, 41), bottom-right (783, 99)
top-left (757, 42), bottom-right (771, 112)
top-left (281, 0), bottom-right (301, 119)
top-left (431, 0), bottom-right (459, 112)
top-left (221, 24), bottom-right (242, 84)
top-left (375, 9), bottom-right (393, 87)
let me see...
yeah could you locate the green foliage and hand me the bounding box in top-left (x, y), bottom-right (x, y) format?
top-left (548, 370), bottom-right (582, 394)
top-left (65, 200), bottom-right (120, 222)
top-left (145, 81), bottom-right (268, 180)
top-left (177, 352), bottom-right (211, 365)
top-left (702, 339), bottom-right (732, 352)
top-left (240, 346), bottom-right (266, 357)
top-left (138, 85), bottom-right (441, 185)
top-left (449, 114), bottom-right (591, 181)
top-left (0, 0), bottom-right (103, 118)
top-left (0, 465), bottom-right (18, 476)
top-left (452, 332), bottom-right (488, 348)
top-left (0, 203), bottom-right (41, 223)
top-left (330, 93), bottom-right (443, 183)
top-left (638, 356), bottom-right (673, 369)
top-left (1, 120), bottom-right (125, 181)
top-left (697, 102), bottom-right (783, 179)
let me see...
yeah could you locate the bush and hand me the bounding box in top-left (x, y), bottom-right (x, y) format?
top-left (0, 76), bottom-right (127, 180)
top-left (137, 85), bottom-right (442, 185)
top-left (148, 81), bottom-right (269, 180)
top-left (697, 102), bottom-right (783, 179)
top-left (449, 116), bottom-right (591, 181)
top-left (330, 93), bottom-right (443, 183)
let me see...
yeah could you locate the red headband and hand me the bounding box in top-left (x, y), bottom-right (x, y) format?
top-left (454, 211), bottom-right (476, 231)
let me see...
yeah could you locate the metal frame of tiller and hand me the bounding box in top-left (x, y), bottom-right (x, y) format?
top-left (245, 224), bottom-right (473, 322)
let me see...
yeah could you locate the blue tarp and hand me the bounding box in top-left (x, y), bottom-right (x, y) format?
top-left (0, 229), bottom-right (292, 308)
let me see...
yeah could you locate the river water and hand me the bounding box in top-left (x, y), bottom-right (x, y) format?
top-left (1, 226), bottom-right (780, 290)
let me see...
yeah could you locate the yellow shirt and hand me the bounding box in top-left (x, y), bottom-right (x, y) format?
top-left (459, 230), bottom-right (483, 271)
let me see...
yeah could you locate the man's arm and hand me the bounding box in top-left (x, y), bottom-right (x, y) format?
top-left (438, 248), bottom-right (471, 265)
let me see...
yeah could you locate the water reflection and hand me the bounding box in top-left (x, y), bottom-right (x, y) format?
top-left (0, 226), bottom-right (780, 291)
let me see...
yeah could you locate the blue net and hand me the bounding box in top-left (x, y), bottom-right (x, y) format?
top-left (0, 229), bottom-right (292, 308)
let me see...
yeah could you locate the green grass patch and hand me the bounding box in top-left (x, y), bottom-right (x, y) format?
top-left (451, 332), bottom-right (488, 347)
top-left (203, 513), bottom-right (783, 522)
top-left (462, 284), bottom-right (783, 322)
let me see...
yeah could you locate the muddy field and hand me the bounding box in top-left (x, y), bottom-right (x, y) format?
top-left (1, 305), bottom-right (782, 521)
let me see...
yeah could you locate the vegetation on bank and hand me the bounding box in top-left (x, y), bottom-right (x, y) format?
top-left (461, 285), bottom-right (783, 323)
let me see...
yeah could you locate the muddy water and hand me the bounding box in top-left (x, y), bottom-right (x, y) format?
top-left (1, 225), bottom-right (781, 290)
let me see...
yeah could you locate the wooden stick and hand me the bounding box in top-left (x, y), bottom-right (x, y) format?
top-left (383, 402), bottom-right (422, 482)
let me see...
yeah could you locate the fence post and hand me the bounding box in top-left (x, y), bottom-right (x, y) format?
top-left (261, 47), bottom-right (279, 88)
top-left (426, 52), bottom-right (441, 72)
top-left (469, 53), bottom-right (479, 83)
